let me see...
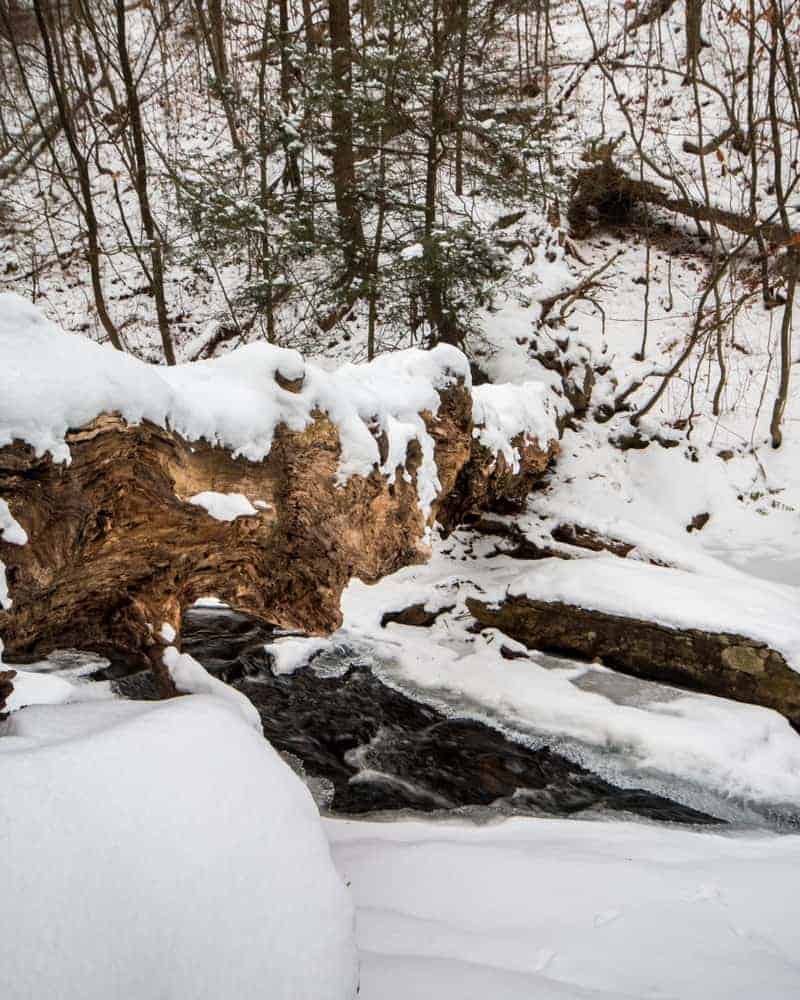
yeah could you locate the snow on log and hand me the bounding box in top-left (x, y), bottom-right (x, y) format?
top-left (468, 557), bottom-right (800, 727)
top-left (0, 294), bottom-right (557, 679)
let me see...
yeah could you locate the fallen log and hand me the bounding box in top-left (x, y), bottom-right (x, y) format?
top-left (467, 594), bottom-right (800, 729)
top-left (569, 155), bottom-right (793, 246)
top-left (0, 300), bottom-right (557, 689)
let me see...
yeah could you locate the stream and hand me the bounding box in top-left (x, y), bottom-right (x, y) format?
top-left (109, 606), bottom-right (723, 825)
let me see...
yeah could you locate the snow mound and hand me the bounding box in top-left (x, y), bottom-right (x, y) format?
top-left (4, 665), bottom-right (108, 712)
top-left (0, 687), bottom-right (357, 1000)
top-left (472, 381), bottom-right (557, 472)
top-left (188, 490), bottom-right (259, 521)
top-left (163, 645), bottom-right (263, 731)
top-left (508, 556), bottom-right (800, 671)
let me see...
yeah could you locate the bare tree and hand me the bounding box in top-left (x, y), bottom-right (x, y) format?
top-left (113, 0), bottom-right (176, 365)
top-left (26, 0), bottom-right (123, 351)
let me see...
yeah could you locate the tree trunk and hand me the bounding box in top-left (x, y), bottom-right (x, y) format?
top-left (0, 381), bottom-right (555, 678)
top-left (114, 0), bottom-right (175, 365)
top-left (301, 0), bottom-right (316, 52)
top-left (468, 594), bottom-right (800, 729)
top-left (328, 0), bottom-right (363, 276)
top-left (454, 0), bottom-right (468, 196)
top-left (192, 0), bottom-right (241, 151)
top-left (684, 0), bottom-right (703, 82)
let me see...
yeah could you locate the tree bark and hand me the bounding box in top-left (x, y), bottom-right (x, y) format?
top-left (453, 0), bottom-right (468, 196)
top-left (684, 0), bottom-right (703, 82)
top-left (328, 0), bottom-right (363, 276)
top-left (0, 383), bottom-right (555, 675)
top-left (468, 594), bottom-right (800, 729)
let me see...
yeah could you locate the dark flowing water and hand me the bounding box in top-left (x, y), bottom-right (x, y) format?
top-left (111, 607), bottom-right (720, 824)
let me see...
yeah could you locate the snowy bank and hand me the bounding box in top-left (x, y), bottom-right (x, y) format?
top-left (0, 683), bottom-right (357, 1000)
top-left (266, 540), bottom-right (800, 812)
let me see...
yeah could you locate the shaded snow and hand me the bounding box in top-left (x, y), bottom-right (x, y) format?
top-left (0, 684), bottom-right (357, 1000)
top-left (328, 815), bottom-right (800, 1000)
top-left (4, 667), bottom-right (109, 713)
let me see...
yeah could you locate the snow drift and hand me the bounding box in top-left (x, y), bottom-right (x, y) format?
top-left (0, 681), bottom-right (358, 1000)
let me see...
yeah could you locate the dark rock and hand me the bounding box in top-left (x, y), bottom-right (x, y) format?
top-left (551, 522), bottom-right (634, 557)
top-left (0, 668), bottom-right (15, 715)
top-left (380, 603), bottom-right (455, 628)
top-left (471, 516), bottom-right (568, 561)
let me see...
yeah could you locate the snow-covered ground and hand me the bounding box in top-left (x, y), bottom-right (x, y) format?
top-left (0, 673), bottom-right (357, 1000)
top-left (2, 4), bottom-right (800, 996)
top-left (328, 815), bottom-right (800, 1000)
top-left (4, 214), bottom-right (800, 998)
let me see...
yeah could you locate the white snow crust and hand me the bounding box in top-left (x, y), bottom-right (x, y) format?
top-left (0, 294), bottom-right (550, 520)
top-left (329, 816), bottom-right (800, 1000)
top-left (0, 681), bottom-right (358, 1000)
top-left (472, 381), bottom-right (557, 472)
top-left (188, 490), bottom-right (259, 521)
